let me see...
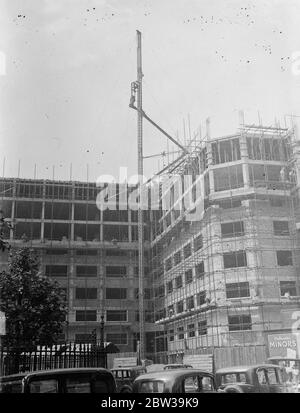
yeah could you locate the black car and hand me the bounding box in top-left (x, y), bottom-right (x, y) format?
top-left (111, 366), bottom-right (147, 393)
top-left (216, 364), bottom-right (287, 393)
top-left (0, 367), bottom-right (116, 393)
top-left (133, 369), bottom-right (217, 393)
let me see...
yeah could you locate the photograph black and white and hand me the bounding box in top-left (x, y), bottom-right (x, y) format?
top-left (0, 0), bottom-right (300, 397)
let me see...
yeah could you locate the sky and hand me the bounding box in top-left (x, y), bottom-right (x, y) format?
top-left (0, 0), bottom-right (300, 183)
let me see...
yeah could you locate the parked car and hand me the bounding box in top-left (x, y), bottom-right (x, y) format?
top-left (132, 369), bottom-right (217, 393)
top-left (163, 364), bottom-right (193, 370)
top-left (111, 366), bottom-right (146, 393)
top-left (0, 367), bottom-right (116, 393)
top-left (216, 364), bottom-right (287, 393)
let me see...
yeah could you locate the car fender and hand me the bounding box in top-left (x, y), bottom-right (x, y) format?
top-left (120, 385), bottom-right (133, 393)
top-left (223, 385), bottom-right (244, 393)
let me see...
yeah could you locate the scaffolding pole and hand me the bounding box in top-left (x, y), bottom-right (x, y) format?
top-left (136, 30), bottom-right (145, 361)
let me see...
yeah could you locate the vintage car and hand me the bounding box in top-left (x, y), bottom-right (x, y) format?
top-left (163, 364), bottom-right (193, 370)
top-left (215, 364), bottom-right (287, 393)
top-left (0, 367), bottom-right (116, 393)
top-left (111, 366), bottom-right (147, 393)
top-left (132, 368), bottom-right (217, 393)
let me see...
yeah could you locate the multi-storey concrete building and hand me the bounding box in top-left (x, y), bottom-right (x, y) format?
top-left (1, 122), bottom-right (300, 362)
top-left (0, 180), bottom-right (157, 354)
top-left (150, 123), bottom-right (300, 361)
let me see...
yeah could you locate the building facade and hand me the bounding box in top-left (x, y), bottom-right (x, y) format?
top-left (1, 123), bottom-right (300, 360)
top-left (0, 180), bottom-right (157, 353)
top-left (150, 123), bottom-right (300, 360)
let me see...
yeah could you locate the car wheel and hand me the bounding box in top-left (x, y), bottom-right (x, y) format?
top-left (121, 388), bottom-right (132, 393)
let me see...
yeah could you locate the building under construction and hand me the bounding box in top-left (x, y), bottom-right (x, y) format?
top-left (1, 120), bottom-right (300, 364)
top-left (0, 180), bottom-right (156, 354)
top-left (149, 120), bottom-right (300, 362)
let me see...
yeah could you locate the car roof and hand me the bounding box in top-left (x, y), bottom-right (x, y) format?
top-left (0, 373), bottom-right (27, 381)
top-left (134, 369), bottom-right (213, 382)
top-left (1, 367), bottom-right (112, 381)
top-left (164, 364), bottom-right (192, 367)
top-left (216, 364), bottom-right (280, 374)
top-left (111, 366), bottom-right (146, 371)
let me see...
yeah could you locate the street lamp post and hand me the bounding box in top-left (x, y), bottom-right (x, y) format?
top-left (100, 315), bottom-right (105, 368)
top-left (0, 209), bottom-right (10, 376)
top-left (100, 315), bottom-right (105, 351)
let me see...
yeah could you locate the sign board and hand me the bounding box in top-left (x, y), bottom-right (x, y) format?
top-left (113, 357), bottom-right (137, 369)
top-left (183, 354), bottom-right (213, 373)
top-left (0, 311), bottom-right (6, 336)
top-left (267, 333), bottom-right (300, 358)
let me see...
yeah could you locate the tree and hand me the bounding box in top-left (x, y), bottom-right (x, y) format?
top-left (0, 248), bottom-right (67, 349)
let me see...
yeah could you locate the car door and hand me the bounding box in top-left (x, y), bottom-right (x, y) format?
top-left (255, 368), bottom-right (269, 393)
top-left (265, 367), bottom-right (285, 393)
top-left (26, 375), bottom-right (60, 393)
top-left (63, 372), bottom-right (114, 393)
top-left (183, 373), bottom-right (215, 393)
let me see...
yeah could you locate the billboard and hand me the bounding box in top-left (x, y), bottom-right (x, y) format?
top-left (267, 333), bottom-right (300, 358)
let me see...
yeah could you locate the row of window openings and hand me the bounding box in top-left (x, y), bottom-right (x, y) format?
top-left (220, 220), bottom-right (290, 237)
top-left (75, 310), bottom-right (154, 324)
top-left (44, 249), bottom-right (147, 258)
top-left (45, 249), bottom-right (119, 256)
top-left (165, 235), bottom-right (203, 271)
top-left (213, 164), bottom-right (292, 193)
top-left (163, 280), bottom-right (298, 319)
top-left (219, 220), bottom-right (289, 239)
top-left (70, 283), bottom-right (299, 324)
top-left (10, 223), bottom-right (149, 242)
top-left (61, 280), bottom-right (298, 310)
top-left (166, 263), bottom-right (205, 293)
top-left (10, 202), bottom-right (149, 222)
top-left (165, 221), bottom-right (290, 272)
top-left (211, 136), bottom-right (289, 165)
top-left (166, 249), bottom-right (290, 294)
top-left (9, 220), bottom-right (290, 244)
top-left (223, 250), bottom-right (293, 269)
top-left (47, 249), bottom-right (293, 283)
top-left (75, 310), bottom-right (128, 322)
top-left (70, 287), bottom-right (152, 300)
top-left (45, 265), bottom-right (149, 278)
top-left (74, 333), bottom-right (128, 345)
top-left (169, 314), bottom-right (253, 340)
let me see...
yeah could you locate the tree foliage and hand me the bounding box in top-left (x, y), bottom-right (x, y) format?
top-left (0, 248), bottom-right (67, 348)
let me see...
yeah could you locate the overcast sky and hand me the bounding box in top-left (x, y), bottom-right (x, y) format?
top-left (0, 0), bottom-right (300, 182)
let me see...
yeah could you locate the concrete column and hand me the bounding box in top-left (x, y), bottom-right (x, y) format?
top-left (40, 201), bottom-right (45, 240)
top-left (100, 209), bottom-right (103, 242)
top-left (10, 200), bottom-right (15, 241)
top-left (240, 134), bottom-right (250, 189)
top-left (70, 202), bottom-right (74, 241)
top-left (206, 142), bottom-right (215, 194)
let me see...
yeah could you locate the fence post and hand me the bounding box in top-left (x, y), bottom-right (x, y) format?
top-left (0, 335), bottom-right (2, 376)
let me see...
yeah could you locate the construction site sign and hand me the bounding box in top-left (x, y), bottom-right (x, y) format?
top-left (267, 333), bottom-right (300, 358)
top-left (112, 357), bottom-right (137, 368)
top-left (183, 354), bottom-right (213, 373)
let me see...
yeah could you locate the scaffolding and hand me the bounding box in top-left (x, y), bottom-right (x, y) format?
top-left (148, 120), bottom-right (300, 362)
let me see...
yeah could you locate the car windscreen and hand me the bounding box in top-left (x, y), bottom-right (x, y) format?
top-left (65, 375), bottom-right (111, 393)
top-left (29, 378), bottom-right (59, 393)
top-left (0, 379), bottom-right (23, 393)
top-left (139, 380), bottom-right (165, 393)
top-left (221, 373), bottom-right (247, 385)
